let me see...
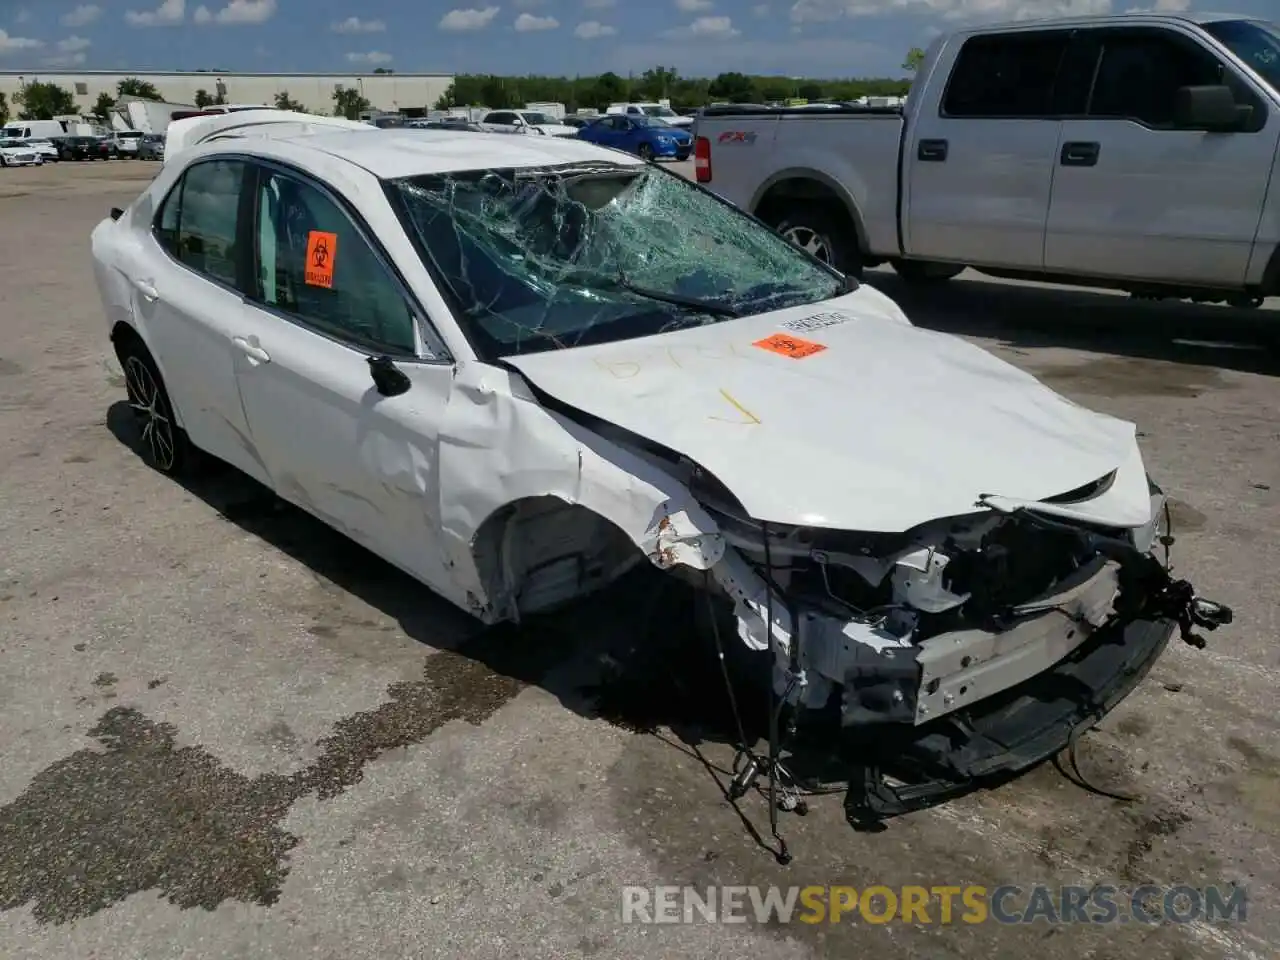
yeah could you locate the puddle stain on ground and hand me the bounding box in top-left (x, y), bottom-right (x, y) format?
top-left (0, 635), bottom-right (554, 925)
top-left (1032, 357), bottom-right (1224, 398)
top-left (1165, 499), bottom-right (1207, 533)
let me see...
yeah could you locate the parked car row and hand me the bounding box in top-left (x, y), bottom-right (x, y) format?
top-left (0, 132), bottom-right (167, 164)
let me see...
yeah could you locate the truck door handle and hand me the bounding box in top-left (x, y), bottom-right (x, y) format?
top-left (1060, 141), bottom-right (1100, 166)
top-left (133, 279), bottom-right (159, 302)
top-left (918, 139), bottom-right (948, 161)
top-left (232, 336), bottom-right (271, 365)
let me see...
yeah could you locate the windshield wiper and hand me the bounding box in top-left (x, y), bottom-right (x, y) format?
top-left (557, 269), bottom-right (740, 317)
top-left (612, 275), bottom-right (740, 317)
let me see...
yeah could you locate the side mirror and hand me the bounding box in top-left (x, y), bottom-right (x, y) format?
top-left (367, 355), bottom-right (411, 397)
top-left (1174, 85), bottom-right (1243, 131)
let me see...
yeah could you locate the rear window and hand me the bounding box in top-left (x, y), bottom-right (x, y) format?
top-left (119, 132), bottom-right (143, 140)
top-left (943, 31), bottom-right (1070, 117)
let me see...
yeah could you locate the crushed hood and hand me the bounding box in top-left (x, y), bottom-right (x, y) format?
top-left (504, 289), bottom-right (1141, 532)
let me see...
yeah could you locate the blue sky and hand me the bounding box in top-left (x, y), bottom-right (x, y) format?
top-left (0, 0), bottom-right (1274, 78)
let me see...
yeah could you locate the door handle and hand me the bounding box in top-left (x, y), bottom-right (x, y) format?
top-left (133, 278), bottom-right (159, 302)
top-left (232, 336), bottom-right (271, 364)
top-left (918, 138), bottom-right (948, 162)
top-left (1060, 141), bottom-right (1100, 166)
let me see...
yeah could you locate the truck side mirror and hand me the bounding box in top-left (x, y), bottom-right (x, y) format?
top-left (1174, 85), bottom-right (1244, 131)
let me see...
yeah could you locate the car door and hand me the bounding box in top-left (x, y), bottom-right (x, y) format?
top-left (131, 157), bottom-right (272, 484)
top-left (1044, 26), bottom-right (1279, 286)
top-left (230, 161), bottom-right (456, 589)
top-left (904, 29), bottom-right (1068, 270)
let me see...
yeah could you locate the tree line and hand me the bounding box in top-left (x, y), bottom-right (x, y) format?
top-left (436, 66), bottom-right (914, 113)
top-left (0, 54), bottom-right (926, 126)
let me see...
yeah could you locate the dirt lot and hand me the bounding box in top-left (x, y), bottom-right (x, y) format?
top-left (1, 159), bottom-right (1278, 960)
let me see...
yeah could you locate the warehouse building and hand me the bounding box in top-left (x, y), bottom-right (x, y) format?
top-left (0, 70), bottom-right (454, 118)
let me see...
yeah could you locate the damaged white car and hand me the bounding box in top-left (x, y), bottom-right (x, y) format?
top-left (90, 122), bottom-right (1231, 816)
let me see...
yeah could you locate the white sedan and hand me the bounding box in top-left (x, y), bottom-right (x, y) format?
top-left (90, 120), bottom-right (1229, 810)
top-left (28, 138), bottom-right (60, 162)
top-left (0, 138), bottom-right (43, 166)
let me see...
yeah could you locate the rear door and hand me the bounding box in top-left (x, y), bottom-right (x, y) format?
top-left (905, 29), bottom-right (1069, 270)
top-left (1043, 25), bottom-right (1278, 286)
top-left (135, 157), bottom-right (271, 484)
top-left (230, 161), bottom-right (456, 588)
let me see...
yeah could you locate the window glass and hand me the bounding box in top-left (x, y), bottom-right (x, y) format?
top-left (176, 159), bottom-right (245, 286)
top-left (943, 32), bottom-right (1069, 117)
top-left (1202, 19), bottom-right (1280, 95)
top-left (387, 164), bottom-right (845, 360)
top-left (154, 179), bottom-right (182, 257)
top-left (1089, 30), bottom-right (1225, 127)
top-left (255, 170), bottom-right (417, 355)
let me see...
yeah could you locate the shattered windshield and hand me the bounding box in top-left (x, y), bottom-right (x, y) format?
top-left (386, 163), bottom-right (846, 359)
top-left (1204, 19), bottom-right (1280, 93)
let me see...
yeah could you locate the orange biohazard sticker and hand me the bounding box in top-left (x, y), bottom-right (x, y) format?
top-left (304, 230), bottom-right (338, 288)
top-left (752, 333), bottom-right (826, 358)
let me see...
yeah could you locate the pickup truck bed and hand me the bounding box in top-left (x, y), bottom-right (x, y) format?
top-left (691, 12), bottom-right (1280, 309)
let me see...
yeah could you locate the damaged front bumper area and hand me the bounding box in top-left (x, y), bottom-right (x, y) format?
top-left (698, 487), bottom-right (1232, 810)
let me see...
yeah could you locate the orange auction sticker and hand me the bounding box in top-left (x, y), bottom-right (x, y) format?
top-left (752, 333), bottom-right (826, 358)
top-left (305, 230), bottom-right (338, 288)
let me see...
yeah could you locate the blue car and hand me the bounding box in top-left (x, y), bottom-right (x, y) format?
top-left (576, 114), bottom-right (692, 161)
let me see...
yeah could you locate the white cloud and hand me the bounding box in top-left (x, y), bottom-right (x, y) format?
top-left (789, 0), bottom-right (1113, 21)
top-left (62, 4), bottom-right (103, 27)
top-left (14, 9), bottom-right (31, 23)
top-left (45, 38), bottom-right (91, 65)
top-left (663, 15), bottom-right (739, 38)
top-left (125, 0), bottom-right (185, 26)
top-left (514, 12), bottom-right (558, 30)
top-left (753, 3), bottom-right (770, 14)
top-left (582, 0), bottom-right (616, 7)
top-left (574, 19), bottom-right (616, 38)
top-left (439, 6), bottom-right (500, 31)
top-left (1124, 0), bottom-right (1187, 11)
top-left (0, 29), bottom-right (42, 53)
top-left (345, 50), bottom-right (393, 64)
top-left (676, 0), bottom-right (713, 9)
top-left (331, 16), bottom-right (386, 32)
top-left (193, 0), bottom-right (277, 24)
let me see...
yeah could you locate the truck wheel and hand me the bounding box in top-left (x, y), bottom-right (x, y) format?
top-left (773, 206), bottom-right (862, 278)
top-left (893, 259), bottom-right (965, 284)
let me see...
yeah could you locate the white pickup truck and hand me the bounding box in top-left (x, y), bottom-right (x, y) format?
top-left (693, 12), bottom-right (1280, 308)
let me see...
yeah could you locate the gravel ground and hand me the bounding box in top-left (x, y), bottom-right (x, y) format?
top-left (1, 159), bottom-right (1278, 960)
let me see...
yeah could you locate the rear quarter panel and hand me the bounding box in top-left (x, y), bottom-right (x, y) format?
top-left (695, 111), bottom-right (905, 255)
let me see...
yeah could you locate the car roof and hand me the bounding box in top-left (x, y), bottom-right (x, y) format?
top-left (207, 127), bottom-right (642, 180)
top-left (963, 10), bottom-right (1260, 32)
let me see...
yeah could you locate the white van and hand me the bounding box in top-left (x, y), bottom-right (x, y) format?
top-left (1, 119), bottom-right (70, 141)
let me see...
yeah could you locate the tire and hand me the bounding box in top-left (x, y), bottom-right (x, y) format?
top-left (116, 335), bottom-right (194, 476)
top-left (893, 259), bottom-right (965, 284)
top-left (771, 204), bottom-right (863, 278)
top-left (637, 143), bottom-right (654, 161)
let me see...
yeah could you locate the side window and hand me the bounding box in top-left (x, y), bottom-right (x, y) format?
top-left (488, 112), bottom-right (514, 125)
top-left (175, 159), bottom-right (247, 287)
top-left (254, 169), bottom-right (417, 355)
top-left (154, 178), bottom-right (183, 257)
top-left (1089, 30), bottom-right (1230, 128)
top-left (942, 31), bottom-right (1070, 117)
